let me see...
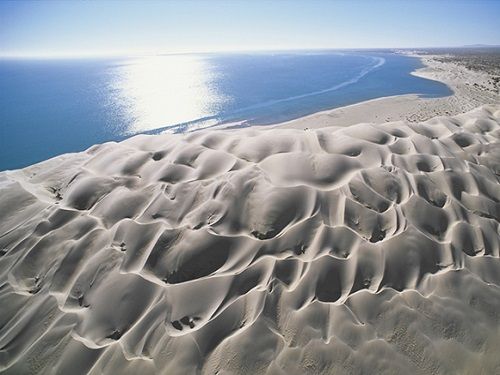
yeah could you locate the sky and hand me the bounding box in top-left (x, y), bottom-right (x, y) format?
top-left (1, 0), bottom-right (499, 58)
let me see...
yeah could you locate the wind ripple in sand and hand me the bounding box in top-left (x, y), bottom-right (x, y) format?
top-left (0, 105), bottom-right (499, 374)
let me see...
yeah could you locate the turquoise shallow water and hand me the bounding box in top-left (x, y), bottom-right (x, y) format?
top-left (0, 51), bottom-right (451, 170)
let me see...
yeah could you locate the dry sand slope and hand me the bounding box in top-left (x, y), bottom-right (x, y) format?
top-left (1, 105), bottom-right (500, 375)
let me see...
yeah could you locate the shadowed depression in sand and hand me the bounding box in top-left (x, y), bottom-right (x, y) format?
top-left (0, 105), bottom-right (499, 374)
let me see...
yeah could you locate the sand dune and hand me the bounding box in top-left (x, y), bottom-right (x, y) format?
top-left (0, 105), bottom-right (499, 374)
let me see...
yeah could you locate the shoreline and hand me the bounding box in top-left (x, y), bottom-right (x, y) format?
top-left (3, 52), bottom-right (499, 172)
top-left (266, 52), bottom-right (500, 129)
top-left (135, 51), bottom-right (499, 134)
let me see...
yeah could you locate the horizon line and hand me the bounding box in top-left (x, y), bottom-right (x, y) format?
top-left (1, 44), bottom-right (499, 59)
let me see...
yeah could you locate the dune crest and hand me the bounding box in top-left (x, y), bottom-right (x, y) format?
top-left (1, 105), bottom-right (499, 374)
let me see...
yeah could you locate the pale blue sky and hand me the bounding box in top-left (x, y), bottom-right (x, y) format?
top-left (1, 0), bottom-right (499, 57)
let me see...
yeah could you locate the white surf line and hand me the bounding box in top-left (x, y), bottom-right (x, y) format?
top-left (137, 55), bottom-right (387, 135)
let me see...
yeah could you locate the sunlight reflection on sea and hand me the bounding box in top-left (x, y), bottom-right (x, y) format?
top-left (109, 55), bottom-right (228, 134)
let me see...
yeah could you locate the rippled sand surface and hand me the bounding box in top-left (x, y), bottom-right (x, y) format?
top-left (0, 105), bottom-right (499, 374)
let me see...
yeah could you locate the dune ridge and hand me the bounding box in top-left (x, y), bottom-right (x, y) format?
top-left (0, 105), bottom-right (499, 374)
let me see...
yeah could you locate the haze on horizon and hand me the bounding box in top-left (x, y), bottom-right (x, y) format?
top-left (1, 0), bottom-right (500, 58)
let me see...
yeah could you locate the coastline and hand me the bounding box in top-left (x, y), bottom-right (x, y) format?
top-left (270, 52), bottom-right (500, 129)
top-left (1, 52), bottom-right (499, 375)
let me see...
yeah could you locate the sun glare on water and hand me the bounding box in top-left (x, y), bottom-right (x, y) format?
top-left (110, 55), bottom-right (227, 134)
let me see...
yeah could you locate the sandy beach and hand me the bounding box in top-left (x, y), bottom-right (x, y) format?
top-left (274, 53), bottom-right (500, 130)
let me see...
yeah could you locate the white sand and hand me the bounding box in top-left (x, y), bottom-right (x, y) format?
top-left (0, 104), bottom-right (499, 374)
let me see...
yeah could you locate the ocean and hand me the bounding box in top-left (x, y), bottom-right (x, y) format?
top-left (0, 51), bottom-right (451, 170)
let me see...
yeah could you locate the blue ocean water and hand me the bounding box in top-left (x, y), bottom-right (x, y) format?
top-left (0, 51), bottom-right (451, 170)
